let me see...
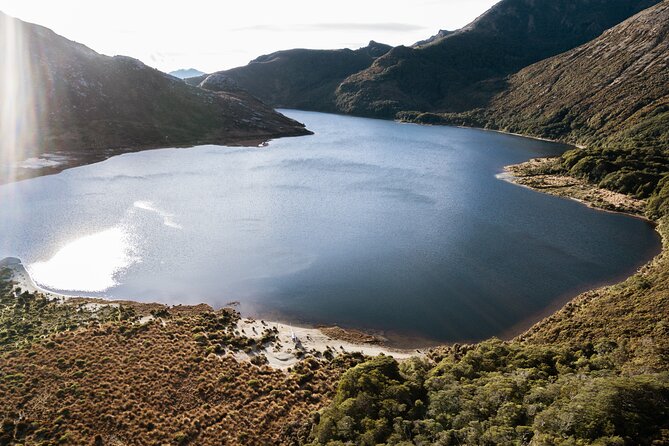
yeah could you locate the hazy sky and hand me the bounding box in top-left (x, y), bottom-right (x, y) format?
top-left (0, 0), bottom-right (500, 73)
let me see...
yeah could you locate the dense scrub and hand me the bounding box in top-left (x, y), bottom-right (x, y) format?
top-left (306, 343), bottom-right (669, 445)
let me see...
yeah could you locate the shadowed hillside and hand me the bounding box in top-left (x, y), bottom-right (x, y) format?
top-left (198, 41), bottom-right (392, 112)
top-left (0, 12), bottom-right (310, 184)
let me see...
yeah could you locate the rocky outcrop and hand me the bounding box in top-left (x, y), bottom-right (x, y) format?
top-left (412, 30), bottom-right (453, 48)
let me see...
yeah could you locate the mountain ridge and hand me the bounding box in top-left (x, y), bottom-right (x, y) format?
top-left (335, 0), bottom-right (662, 117)
top-left (198, 41), bottom-right (392, 112)
top-left (168, 68), bottom-right (206, 79)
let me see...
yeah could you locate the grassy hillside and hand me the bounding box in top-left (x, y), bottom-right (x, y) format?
top-left (0, 270), bottom-right (363, 445)
top-left (401, 0), bottom-right (669, 218)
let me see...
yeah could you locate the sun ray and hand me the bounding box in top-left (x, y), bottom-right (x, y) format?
top-left (0, 12), bottom-right (42, 185)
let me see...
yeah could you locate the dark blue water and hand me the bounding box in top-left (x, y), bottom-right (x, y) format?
top-left (0, 110), bottom-right (660, 344)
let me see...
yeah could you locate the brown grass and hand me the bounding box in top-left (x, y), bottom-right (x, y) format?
top-left (0, 307), bottom-right (360, 445)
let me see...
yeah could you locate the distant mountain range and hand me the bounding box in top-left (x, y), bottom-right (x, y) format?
top-left (196, 41), bottom-right (392, 112)
top-left (169, 68), bottom-right (206, 79)
top-left (212, 0), bottom-right (660, 118)
top-left (202, 0), bottom-right (667, 216)
top-left (0, 12), bottom-right (310, 184)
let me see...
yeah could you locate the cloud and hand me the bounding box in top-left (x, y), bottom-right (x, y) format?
top-left (234, 22), bottom-right (426, 33)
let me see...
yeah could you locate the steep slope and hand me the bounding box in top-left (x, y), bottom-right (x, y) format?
top-left (484, 0), bottom-right (669, 149)
top-left (335, 0), bottom-right (661, 117)
top-left (404, 0), bottom-right (669, 210)
top-left (0, 12), bottom-right (310, 184)
top-left (487, 0), bottom-right (669, 203)
top-left (200, 41), bottom-right (392, 112)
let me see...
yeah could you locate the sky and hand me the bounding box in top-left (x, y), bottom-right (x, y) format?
top-left (0, 0), bottom-right (500, 74)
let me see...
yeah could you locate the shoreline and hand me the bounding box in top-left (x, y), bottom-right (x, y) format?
top-left (0, 130), bottom-right (311, 187)
top-left (395, 115), bottom-right (586, 149)
top-left (471, 126), bottom-right (586, 149)
top-left (1, 125), bottom-right (662, 359)
top-left (500, 157), bottom-right (650, 219)
top-left (1, 257), bottom-right (421, 368)
top-left (2, 153), bottom-right (661, 356)
top-left (496, 157), bottom-right (666, 342)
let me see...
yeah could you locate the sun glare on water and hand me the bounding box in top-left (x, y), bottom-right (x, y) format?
top-left (28, 228), bottom-right (140, 293)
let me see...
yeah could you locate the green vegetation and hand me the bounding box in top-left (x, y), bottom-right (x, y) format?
top-left (305, 217), bottom-right (669, 446)
top-left (561, 147), bottom-right (667, 199)
top-left (0, 269), bottom-right (132, 354)
top-left (307, 342), bottom-right (669, 445)
top-left (306, 216), bottom-right (669, 445)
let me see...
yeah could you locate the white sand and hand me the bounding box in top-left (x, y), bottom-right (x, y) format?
top-left (235, 318), bottom-right (421, 369)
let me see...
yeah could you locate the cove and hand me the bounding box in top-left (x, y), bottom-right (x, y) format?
top-left (0, 110), bottom-right (661, 344)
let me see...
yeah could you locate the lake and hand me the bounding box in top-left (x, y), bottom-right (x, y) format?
top-left (0, 110), bottom-right (661, 344)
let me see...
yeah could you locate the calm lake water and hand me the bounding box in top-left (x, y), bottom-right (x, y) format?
top-left (0, 110), bottom-right (661, 344)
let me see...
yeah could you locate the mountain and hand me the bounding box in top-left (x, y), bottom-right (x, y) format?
top-left (403, 0), bottom-right (669, 213)
top-left (334, 0), bottom-right (662, 117)
top-left (412, 29), bottom-right (453, 48)
top-left (482, 0), bottom-right (669, 148)
top-left (488, 0), bottom-right (669, 212)
top-left (0, 12), bottom-right (310, 184)
top-left (198, 41), bottom-right (392, 112)
top-left (168, 68), bottom-right (206, 79)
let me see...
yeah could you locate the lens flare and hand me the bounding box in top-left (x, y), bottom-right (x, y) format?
top-left (0, 12), bottom-right (44, 185)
